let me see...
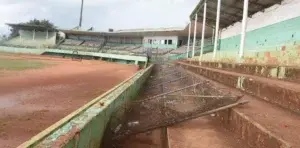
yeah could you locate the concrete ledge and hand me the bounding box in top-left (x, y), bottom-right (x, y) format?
top-left (0, 46), bottom-right (148, 65)
top-left (184, 60), bottom-right (300, 84)
top-left (177, 64), bottom-right (298, 148)
top-left (216, 109), bottom-right (291, 148)
top-left (176, 62), bottom-right (300, 115)
top-left (18, 65), bottom-right (153, 148)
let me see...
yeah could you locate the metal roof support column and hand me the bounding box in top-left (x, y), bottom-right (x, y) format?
top-left (186, 21), bottom-right (192, 58)
top-left (33, 29), bottom-right (35, 40)
top-left (199, 0), bottom-right (207, 62)
top-left (212, 27), bottom-right (214, 44)
top-left (19, 31), bottom-right (22, 41)
top-left (213, 0), bottom-right (221, 60)
top-left (46, 30), bottom-right (49, 39)
top-left (239, 0), bottom-right (249, 61)
top-left (192, 13), bottom-right (198, 58)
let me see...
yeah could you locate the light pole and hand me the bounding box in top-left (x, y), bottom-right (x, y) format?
top-left (79, 0), bottom-right (84, 27)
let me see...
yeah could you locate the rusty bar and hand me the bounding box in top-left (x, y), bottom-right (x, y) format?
top-left (166, 94), bottom-right (243, 100)
top-left (113, 100), bottom-right (249, 140)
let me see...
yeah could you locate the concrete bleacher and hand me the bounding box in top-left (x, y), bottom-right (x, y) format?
top-left (130, 46), bottom-right (145, 54)
top-left (81, 41), bottom-right (102, 47)
top-left (58, 44), bottom-right (99, 52)
top-left (177, 59), bottom-right (300, 148)
top-left (62, 39), bottom-right (84, 46)
top-left (150, 48), bottom-right (173, 55)
top-left (3, 30), bottom-right (56, 48)
top-left (171, 45), bottom-right (190, 54)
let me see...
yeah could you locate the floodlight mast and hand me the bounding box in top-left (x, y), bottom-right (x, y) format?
top-left (79, 0), bottom-right (84, 27)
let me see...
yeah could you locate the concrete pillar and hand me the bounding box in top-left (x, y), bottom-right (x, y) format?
top-left (199, 0), bottom-right (207, 62)
top-left (187, 21), bottom-right (192, 58)
top-left (192, 13), bottom-right (198, 58)
top-left (213, 0), bottom-right (221, 60)
top-left (239, 0), bottom-right (249, 60)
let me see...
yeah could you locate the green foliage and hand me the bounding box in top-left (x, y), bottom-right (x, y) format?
top-left (9, 19), bottom-right (56, 38)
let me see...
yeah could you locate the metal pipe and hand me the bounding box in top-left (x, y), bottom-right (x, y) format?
top-left (187, 21), bottom-right (192, 58)
top-left (113, 100), bottom-right (249, 140)
top-left (213, 0), bottom-right (221, 60)
top-left (239, 0), bottom-right (249, 60)
top-left (199, 0), bottom-right (207, 62)
top-left (166, 94), bottom-right (240, 99)
top-left (192, 14), bottom-right (198, 58)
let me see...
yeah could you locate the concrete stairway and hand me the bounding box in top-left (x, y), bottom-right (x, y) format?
top-left (115, 64), bottom-right (250, 148)
top-left (175, 60), bottom-right (300, 148)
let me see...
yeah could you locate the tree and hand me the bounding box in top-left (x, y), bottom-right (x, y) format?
top-left (9, 19), bottom-right (56, 38)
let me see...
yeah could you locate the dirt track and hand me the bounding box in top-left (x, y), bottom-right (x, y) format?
top-left (0, 55), bottom-right (138, 148)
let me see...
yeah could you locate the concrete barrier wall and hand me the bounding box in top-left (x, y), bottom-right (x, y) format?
top-left (18, 65), bottom-right (153, 148)
top-left (0, 46), bottom-right (148, 65)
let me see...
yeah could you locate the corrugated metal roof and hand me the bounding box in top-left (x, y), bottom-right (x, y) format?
top-left (190, 0), bottom-right (283, 28)
top-left (59, 25), bottom-right (212, 37)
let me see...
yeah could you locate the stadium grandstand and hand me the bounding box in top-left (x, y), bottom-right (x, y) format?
top-left (2, 0), bottom-right (298, 65)
top-left (2, 24), bottom-right (58, 48)
top-left (186, 0), bottom-right (300, 65)
top-left (1, 21), bottom-right (214, 58)
top-left (3, 0), bottom-right (300, 147)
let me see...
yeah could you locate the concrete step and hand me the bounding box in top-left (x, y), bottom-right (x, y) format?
top-left (177, 62), bottom-right (300, 148)
top-left (177, 61), bottom-right (300, 114)
top-left (185, 60), bottom-right (300, 84)
top-left (168, 117), bottom-right (248, 148)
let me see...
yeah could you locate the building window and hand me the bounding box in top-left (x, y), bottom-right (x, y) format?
top-left (164, 40), bottom-right (168, 45)
top-left (161, 40), bottom-right (164, 44)
top-left (168, 40), bottom-right (172, 45)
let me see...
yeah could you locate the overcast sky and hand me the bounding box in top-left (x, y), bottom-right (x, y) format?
top-left (0, 0), bottom-right (199, 35)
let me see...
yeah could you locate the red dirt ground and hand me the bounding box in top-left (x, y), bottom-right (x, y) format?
top-left (0, 54), bottom-right (138, 148)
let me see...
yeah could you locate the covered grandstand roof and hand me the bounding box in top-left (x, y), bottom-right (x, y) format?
top-left (60, 24), bottom-right (214, 37)
top-left (190, 0), bottom-right (283, 28)
top-left (6, 23), bottom-right (57, 32)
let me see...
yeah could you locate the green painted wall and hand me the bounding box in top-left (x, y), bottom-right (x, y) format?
top-left (219, 16), bottom-right (300, 52)
top-left (18, 65), bottom-right (153, 148)
top-left (169, 45), bottom-right (214, 60)
top-left (195, 16), bottom-right (300, 65)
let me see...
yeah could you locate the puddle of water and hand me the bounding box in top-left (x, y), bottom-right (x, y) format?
top-left (0, 96), bottom-right (17, 109)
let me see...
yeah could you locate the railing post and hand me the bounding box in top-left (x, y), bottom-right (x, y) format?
top-left (192, 14), bottom-right (198, 58)
top-left (187, 21), bottom-right (192, 58)
top-left (239, 0), bottom-right (249, 61)
top-left (213, 0), bottom-right (221, 60)
top-left (199, 0), bottom-right (207, 62)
